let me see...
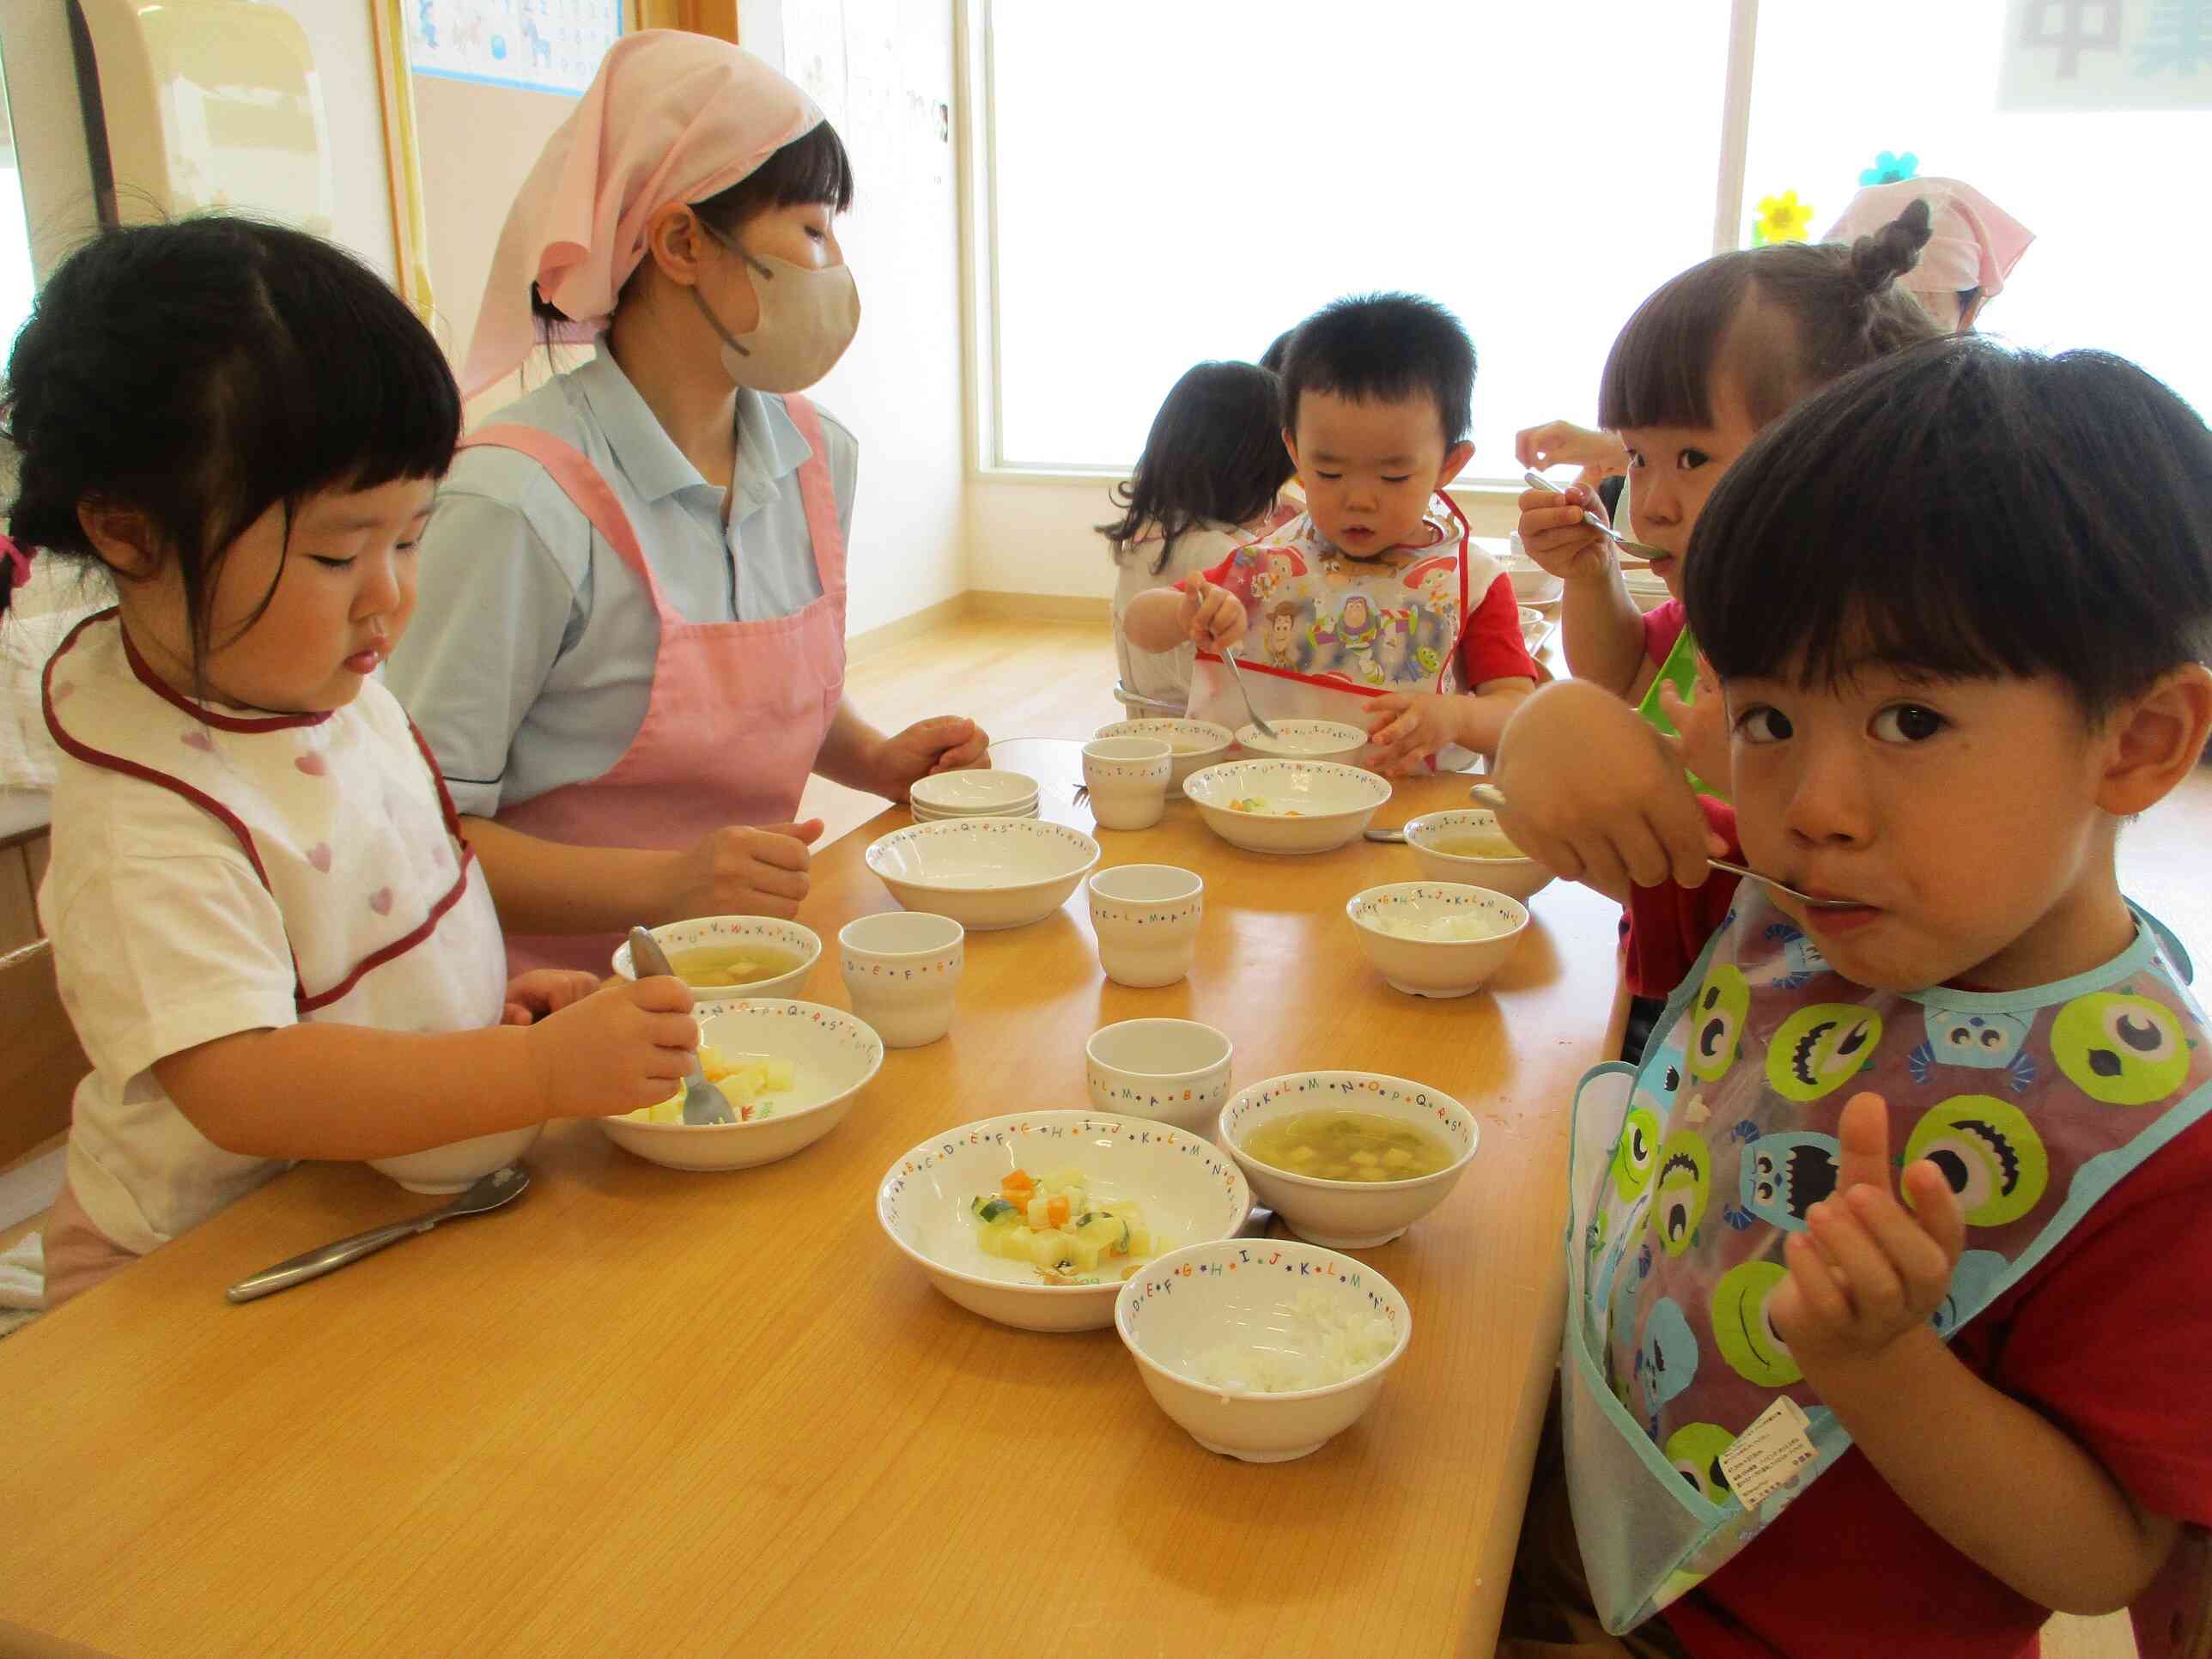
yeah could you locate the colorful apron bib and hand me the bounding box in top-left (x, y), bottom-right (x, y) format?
top-left (1561, 884), bottom-right (2212, 1632)
top-left (1183, 495), bottom-right (1498, 771)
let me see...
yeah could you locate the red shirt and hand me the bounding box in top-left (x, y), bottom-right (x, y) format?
top-left (1644, 597), bottom-right (1688, 667)
top-left (1623, 839), bottom-right (2212, 1659)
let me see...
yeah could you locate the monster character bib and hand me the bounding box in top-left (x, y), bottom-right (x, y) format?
top-left (1559, 884), bottom-right (2212, 1633)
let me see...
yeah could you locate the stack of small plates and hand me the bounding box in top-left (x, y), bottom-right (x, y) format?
top-left (908, 769), bottom-right (1040, 822)
top-left (1621, 569), bottom-right (1674, 613)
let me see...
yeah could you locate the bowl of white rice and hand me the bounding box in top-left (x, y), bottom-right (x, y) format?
top-left (1345, 881), bottom-right (1529, 999)
top-left (1115, 1239), bottom-right (1411, 1462)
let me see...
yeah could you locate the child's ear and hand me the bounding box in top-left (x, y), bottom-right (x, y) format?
top-left (76, 501), bottom-right (162, 580)
top-left (2097, 663), bottom-right (2212, 817)
top-left (1436, 441), bottom-right (1475, 489)
top-left (1281, 428), bottom-right (1301, 473)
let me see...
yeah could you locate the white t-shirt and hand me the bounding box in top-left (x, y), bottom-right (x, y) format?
top-left (1111, 520), bottom-right (1257, 709)
top-left (40, 616), bottom-right (507, 1255)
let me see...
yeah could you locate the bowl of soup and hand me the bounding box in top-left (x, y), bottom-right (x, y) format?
top-left (1182, 759), bottom-right (1391, 855)
top-left (1345, 881), bottom-right (1529, 999)
top-left (611, 915), bottom-right (822, 998)
top-left (1402, 809), bottom-right (1555, 902)
top-left (1219, 1072), bottom-right (1479, 1249)
top-left (1235, 719), bottom-right (1368, 766)
top-left (1093, 719), bottom-right (1233, 796)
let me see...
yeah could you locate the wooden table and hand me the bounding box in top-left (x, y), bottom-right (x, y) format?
top-left (0, 748), bottom-right (1626, 1658)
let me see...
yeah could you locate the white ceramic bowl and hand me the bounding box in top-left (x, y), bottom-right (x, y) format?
top-left (1085, 863), bottom-right (1204, 988)
top-left (1345, 882), bottom-right (1529, 999)
top-left (1116, 1240), bottom-right (1412, 1462)
top-left (913, 801), bottom-right (1037, 823)
top-left (1622, 571), bottom-right (1674, 614)
top-left (611, 915), bottom-right (822, 998)
top-left (877, 1110), bottom-right (1252, 1332)
top-left (1094, 719), bottom-right (1234, 797)
top-left (1403, 809), bottom-right (1557, 903)
top-left (1235, 719), bottom-right (1369, 765)
top-left (595, 999), bottom-right (884, 1171)
top-left (1504, 554), bottom-right (1565, 607)
top-left (1085, 1018), bottom-right (1233, 1133)
top-left (1183, 760), bottom-right (1392, 855)
top-left (370, 1125), bottom-right (543, 1196)
top-left (1219, 1071), bottom-right (1479, 1249)
top-left (909, 769), bottom-right (1040, 817)
top-left (866, 818), bottom-right (1102, 931)
top-left (838, 910), bottom-right (963, 1048)
top-left (1518, 604), bottom-right (1547, 639)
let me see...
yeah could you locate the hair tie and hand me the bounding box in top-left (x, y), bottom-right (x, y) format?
top-left (0, 536), bottom-right (29, 592)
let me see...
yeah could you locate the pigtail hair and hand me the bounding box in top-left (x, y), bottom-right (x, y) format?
top-left (1846, 198), bottom-right (1933, 300)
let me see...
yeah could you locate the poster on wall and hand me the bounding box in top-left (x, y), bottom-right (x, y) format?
top-left (405, 0), bottom-right (623, 97)
top-left (1999, 0), bottom-right (2212, 110)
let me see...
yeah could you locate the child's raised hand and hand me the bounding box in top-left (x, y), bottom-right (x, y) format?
top-left (1516, 483), bottom-right (1616, 584)
top-left (1364, 691), bottom-right (1461, 775)
top-left (1514, 420), bottom-right (1626, 488)
top-left (501, 969), bottom-right (601, 1026)
top-left (1770, 1091), bottom-right (1966, 1374)
top-left (1181, 575), bottom-right (1248, 653)
top-left (1656, 652), bottom-right (1730, 789)
top-left (525, 975), bottom-right (699, 1120)
top-left (1489, 680), bottom-right (1724, 902)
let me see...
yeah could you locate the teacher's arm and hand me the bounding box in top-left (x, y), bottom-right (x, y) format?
top-left (812, 701), bottom-right (990, 803)
top-left (454, 816), bottom-right (819, 931)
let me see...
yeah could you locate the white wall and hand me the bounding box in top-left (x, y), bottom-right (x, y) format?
top-left (763, 0), bottom-right (968, 637)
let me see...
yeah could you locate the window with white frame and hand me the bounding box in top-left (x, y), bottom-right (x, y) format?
top-left (977, 0), bottom-right (2209, 481)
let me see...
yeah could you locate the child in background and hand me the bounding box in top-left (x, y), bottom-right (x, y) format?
top-left (1492, 337), bottom-right (2212, 1658)
top-left (1125, 293), bottom-right (1536, 772)
top-left (5, 220), bottom-right (698, 1307)
top-left (1823, 176), bottom-right (2033, 333)
top-left (1516, 202), bottom-right (1944, 787)
top-left (1100, 362), bottom-right (1293, 710)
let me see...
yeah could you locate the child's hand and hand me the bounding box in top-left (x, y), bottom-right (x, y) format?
top-left (1364, 691), bottom-right (1462, 775)
top-left (1516, 483), bottom-right (1616, 585)
top-left (669, 820), bottom-right (823, 921)
top-left (1656, 652), bottom-right (1730, 790)
top-left (1771, 1091), bottom-right (1966, 1374)
top-left (1181, 575), bottom-right (1247, 653)
top-left (1489, 680), bottom-right (1724, 902)
top-left (1515, 420), bottom-right (1626, 489)
top-left (501, 969), bottom-right (600, 1026)
top-left (526, 975), bottom-right (699, 1120)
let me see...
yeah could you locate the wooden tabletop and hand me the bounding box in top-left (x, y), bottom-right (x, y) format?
top-left (0, 747), bottom-right (1627, 1659)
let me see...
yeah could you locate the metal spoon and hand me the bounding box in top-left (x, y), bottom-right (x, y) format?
top-left (1364, 827), bottom-right (1407, 843)
top-left (627, 927), bottom-right (735, 1125)
top-left (226, 1165), bottom-right (531, 1303)
top-left (1467, 783), bottom-right (1862, 909)
top-left (1220, 646), bottom-right (1279, 741)
top-left (1522, 471), bottom-right (1670, 567)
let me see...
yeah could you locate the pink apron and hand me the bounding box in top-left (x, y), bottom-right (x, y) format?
top-left (461, 395), bottom-right (848, 974)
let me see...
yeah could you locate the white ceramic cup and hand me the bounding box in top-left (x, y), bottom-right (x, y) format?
top-left (1085, 1018), bottom-right (1234, 1134)
top-left (1086, 863), bottom-right (1204, 988)
top-left (837, 910), bottom-right (964, 1048)
top-left (1081, 737), bottom-right (1172, 831)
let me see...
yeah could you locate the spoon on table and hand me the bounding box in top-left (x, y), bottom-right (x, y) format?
top-left (1467, 783), bottom-right (1863, 909)
top-left (226, 1165), bottom-right (531, 1304)
top-left (627, 927), bottom-right (735, 1125)
top-left (1522, 471), bottom-right (1669, 567)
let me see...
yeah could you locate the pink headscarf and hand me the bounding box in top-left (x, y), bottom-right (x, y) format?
top-left (1822, 178), bottom-right (2034, 303)
top-left (462, 29), bottom-right (823, 398)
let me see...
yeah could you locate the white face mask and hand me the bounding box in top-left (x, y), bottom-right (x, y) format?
top-left (690, 220), bottom-right (860, 393)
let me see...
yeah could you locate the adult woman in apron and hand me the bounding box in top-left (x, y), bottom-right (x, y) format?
top-left (389, 32), bottom-right (988, 974)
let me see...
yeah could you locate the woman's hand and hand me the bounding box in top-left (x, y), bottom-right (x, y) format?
top-left (501, 969), bottom-right (602, 1026)
top-left (1516, 482), bottom-right (1618, 586)
top-left (1490, 680), bottom-right (1724, 902)
top-left (665, 820), bottom-right (824, 920)
top-left (1515, 420), bottom-right (1626, 488)
top-left (871, 716), bottom-right (991, 800)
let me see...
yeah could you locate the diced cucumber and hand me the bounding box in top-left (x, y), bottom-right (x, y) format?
top-left (974, 1197), bottom-right (1018, 1224)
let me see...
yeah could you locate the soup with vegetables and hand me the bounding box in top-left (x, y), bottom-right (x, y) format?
top-left (665, 945), bottom-right (804, 988)
top-left (1425, 828), bottom-right (1525, 860)
top-left (1241, 1112), bottom-right (1455, 1182)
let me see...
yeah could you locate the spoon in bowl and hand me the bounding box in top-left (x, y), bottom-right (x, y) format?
top-left (627, 927), bottom-right (735, 1125)
top-left (1467, 783), bottom-right (1863, 909)
top-left (1522, 471), bottom-right (1669, 567)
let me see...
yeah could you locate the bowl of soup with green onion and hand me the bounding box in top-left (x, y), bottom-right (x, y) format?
top-left (1219, 1071), bottom-right (1479, 1249)
top-left (1402, 808), bottom-right (1555, 902)
top-left (611, 915), bottom-right (823, 999)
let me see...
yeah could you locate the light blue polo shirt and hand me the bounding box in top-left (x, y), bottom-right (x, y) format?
top-left (388, 349), bottom-right (858, 816)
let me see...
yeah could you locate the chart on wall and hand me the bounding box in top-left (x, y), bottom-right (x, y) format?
top-left (2000, 0), bottom-right (2212, 109)
top-left (406, 0), bottom-right (623, 97)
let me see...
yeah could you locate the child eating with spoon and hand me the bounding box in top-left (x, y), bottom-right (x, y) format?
top-left (1492, 337), bottom-right (2212, 1657)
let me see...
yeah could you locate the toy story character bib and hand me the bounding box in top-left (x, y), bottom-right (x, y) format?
top-left (1183, 495), bottom-right (1498, 769)
top-left (1559, 884), bottom-right (2212, 1633)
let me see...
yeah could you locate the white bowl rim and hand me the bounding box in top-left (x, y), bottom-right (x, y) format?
top-left (611, 915), bottom-right (823, 981)
top-left (865, 819), bottom-right (1103, 894)
top-left (1403, 809), bottom-right (1547, 866)
top-left (908, 769), bottom-right (1040, 807)
top-left (1085, 1017), bottom-right (1235, 1079)
top-left (875, 1110), bottom-right (1250, 1299)
top-left (1115, 1239), bottom-right (1413, 1401)
top-left (1094, 717), bottom-right (1233, 752)
top-left (1182, 758), bottom-right (1391, 812)
top-left (1344, 881), bottom-right (1531, 944)
top-left (596, 998), bottom-right (883, 1132)
top-left (1234, 718), bottom-right (1368, 749)
top-left (1218, 1071), bottom-right (1480, 1193)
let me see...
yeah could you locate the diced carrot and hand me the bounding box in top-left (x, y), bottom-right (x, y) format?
top-left (1046, 1194), bottom-right (1071, 1229)
top-left (1000, 1171), bottom-right (1035, 1199)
